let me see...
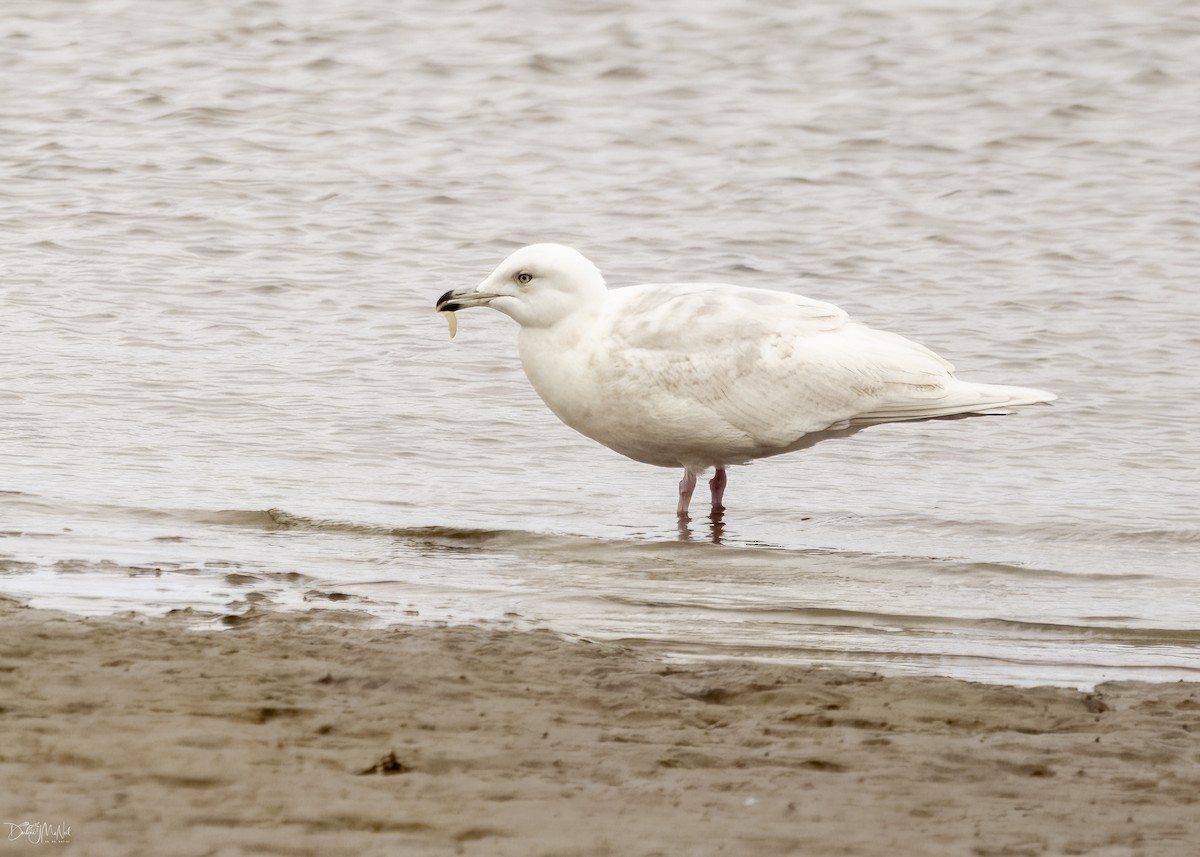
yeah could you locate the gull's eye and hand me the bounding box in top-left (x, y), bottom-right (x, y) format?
top-left (515, 271), bottom-right (533, 285)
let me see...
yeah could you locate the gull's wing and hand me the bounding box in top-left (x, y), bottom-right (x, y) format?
top-left (596, 282), bottom-right (1044, 456)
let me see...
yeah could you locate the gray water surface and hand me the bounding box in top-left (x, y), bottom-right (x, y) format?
top-left (3, 0), bottom-right (1199, 688)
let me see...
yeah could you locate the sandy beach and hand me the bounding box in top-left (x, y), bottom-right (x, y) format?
top-left (1, 596), bottom-right (1197, 856)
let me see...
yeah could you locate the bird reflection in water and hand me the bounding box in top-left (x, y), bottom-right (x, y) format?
top-left (677, 508), bottom-right (726, 545)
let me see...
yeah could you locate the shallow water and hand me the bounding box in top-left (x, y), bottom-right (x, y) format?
top-left (3, 0), bottom-right (1199, 689)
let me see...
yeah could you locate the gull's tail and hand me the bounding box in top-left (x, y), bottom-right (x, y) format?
top-left (850, 381), bottom-right (1057, 426)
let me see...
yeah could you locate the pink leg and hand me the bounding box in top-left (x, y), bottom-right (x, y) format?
top-left (677, 469), bottom-right (697, 517)
top-left (709, 468), bottom-right (727, 512)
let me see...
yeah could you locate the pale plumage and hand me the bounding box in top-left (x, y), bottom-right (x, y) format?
top-left (436, 244), bottom-right (1056, 517)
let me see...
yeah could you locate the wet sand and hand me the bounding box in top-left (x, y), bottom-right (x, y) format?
top-left (1, 595), bottom-right (1198, 857)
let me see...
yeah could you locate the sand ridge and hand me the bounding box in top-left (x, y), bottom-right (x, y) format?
top-left (1, 596), bottom-right (1198, 856)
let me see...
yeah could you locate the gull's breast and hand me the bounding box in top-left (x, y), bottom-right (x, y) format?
top-left (517, 324), bottom-right (760, 469)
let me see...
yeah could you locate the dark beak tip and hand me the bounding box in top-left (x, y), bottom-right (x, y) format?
top-left (436, 289), bottom-right (456, 310)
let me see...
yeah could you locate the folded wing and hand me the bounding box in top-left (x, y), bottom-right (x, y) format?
top-left (601, 283), bottom-right (1054, 457)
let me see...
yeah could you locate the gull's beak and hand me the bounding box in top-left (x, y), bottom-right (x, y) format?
top-left (435, 287), bottom-right (500, 312)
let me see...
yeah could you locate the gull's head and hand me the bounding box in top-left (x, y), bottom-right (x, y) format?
top-left (435, 243), bottom-right (607, 328)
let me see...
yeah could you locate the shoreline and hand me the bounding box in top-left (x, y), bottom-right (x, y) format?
top-left (2, 596), bottom-right (1198, 856)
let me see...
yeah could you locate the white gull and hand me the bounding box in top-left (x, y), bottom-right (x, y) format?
top-left (435, 244), bottom-right (1056, 517)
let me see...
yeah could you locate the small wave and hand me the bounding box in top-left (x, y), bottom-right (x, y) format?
top-left (195, 509), bottom-right (300, 529)
top-left (1101, 526), bottom-right (1200, 545)
top-left (946, 561), bottom-right (1159, 582)
top-left (873, 509), bottom-right (1200, 549)
top-left (205, 508), bottom-right (575, 550)
top-left (595, 596), bottom-right (1200, 644)
top-left (0, 559), bottom-right (38, 573)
